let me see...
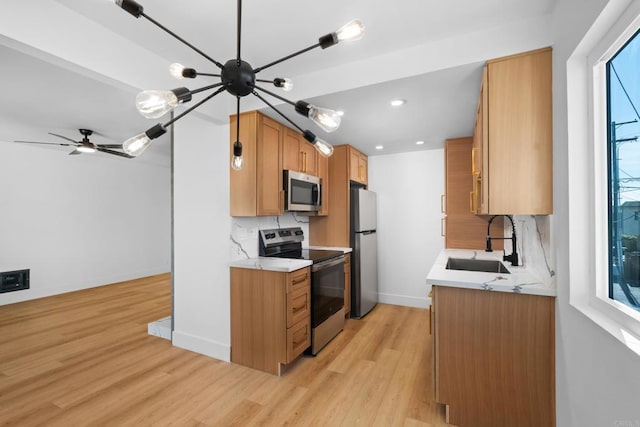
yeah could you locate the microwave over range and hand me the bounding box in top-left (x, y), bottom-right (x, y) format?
top-left (284, 170), bottom-right (321, 212)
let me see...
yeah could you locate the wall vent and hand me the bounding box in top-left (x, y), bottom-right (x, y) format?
top-left (0, 269), bottom-right (30, 293)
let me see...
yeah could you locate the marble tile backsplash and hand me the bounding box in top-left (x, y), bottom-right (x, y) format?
top-left (230, 213), bottom-right (310, 260)
top-left (502, 215), bottom-right (555, 286)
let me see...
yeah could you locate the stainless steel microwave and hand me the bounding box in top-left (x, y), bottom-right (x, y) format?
top-left (284, 170), bottom-right (321, 212)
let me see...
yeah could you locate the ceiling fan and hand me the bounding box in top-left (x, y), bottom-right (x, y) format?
top-left (14, 129), bottom-right (134, 158)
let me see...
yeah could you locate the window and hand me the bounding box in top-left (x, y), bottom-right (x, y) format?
top-left (566, 0), bottom-right (640, 356)
top-left (606, 29), bottom-right (640, 314)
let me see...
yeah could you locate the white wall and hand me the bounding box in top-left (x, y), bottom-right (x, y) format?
top-left (552, 0), bottom-right (640, 425)
top-left (172, 114), bottom-right (231, 361)
top-left (0, 135), bottom-right (171, 305)
top-left (368, 150), bottom-right (445, 308)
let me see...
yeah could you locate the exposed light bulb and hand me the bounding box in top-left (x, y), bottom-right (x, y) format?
top-left (336, 19), bottom-right (365, 42)
top-left (77, 146), bottom-right (96, 153)
top-left (390, 99), bottom-right (406, 107)
top-left (282, 78), bottom-right (293, 92)
top-left (308, 105), bottom-right (341, 133)
top-left (123, 124), bottom-right (166, 157)
top-left (231, 141), bottom-right (243, 170)
top-left (375, 145), bottom-right (384, 150)
top-left (231, 155), bottom-right (244, 170)
top-left (136, 90), bottom-right (179, 119)
top-left (123, 132), bottom-right (152, 157)
top-left (416, 140), bottom-right (425, 145)
top-left (136, 88), bottom-right (191, 119)
top-left (314, 138), bottom-right (334, 157)
top-left (169, 63), bottom-right (185, 79)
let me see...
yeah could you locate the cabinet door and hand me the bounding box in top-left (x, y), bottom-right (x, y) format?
top-left (282, 128), bottom-right (301, 172)
top-left (257, 115), bottom-right (284, 216)
top-left (317, 154), bottom-right (329, 216)
top-left (358, 155), bottom-right (368, 185)
top-left (348, 147), bottom-right (367, 184)
top-left (344, 253), bottom-right (351, 317)
top-left (299, 140), bottom-right (318, 176)
top-left (444, 138), bottom-right (501, 250)
top-left (487, 48), bottom-right (552, 214)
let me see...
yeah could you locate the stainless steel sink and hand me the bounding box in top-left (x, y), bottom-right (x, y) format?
top-left (446, 257), bottom-right (510, 274)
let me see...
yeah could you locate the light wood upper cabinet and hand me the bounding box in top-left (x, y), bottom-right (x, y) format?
top-left (231, 266), bottom-right (311, 376)
top-left (444, 137), bottom-right (501, 250)
top-left (316, 154), bottom-right (329, 216)
top-left (472, 47), bottom-right (553, 215)
top-left (348, 146), bottom-right (368, 185)
top-left (309, 144), bottom-right (366, 247)
top-left (433, 285), bottom-right (555, 427)
top-left (230, 111), bottom-right (283, 217)
top-left (282, 128), bottom-right (318, 176)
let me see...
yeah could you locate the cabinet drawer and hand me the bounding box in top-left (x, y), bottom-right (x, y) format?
top-left (286, 317), bottom-right (310, 362)
top-left (287, 285), bottom-right (310, 328)
top-left (287, 267), bottom-right (310, 293)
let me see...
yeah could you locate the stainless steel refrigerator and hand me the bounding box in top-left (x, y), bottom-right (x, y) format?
top-left (350, 183), bottom-right (378, 318)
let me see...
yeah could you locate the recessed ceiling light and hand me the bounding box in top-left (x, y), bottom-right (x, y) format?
top-left (336, 110), bottom-right (345, 116)
top-left (390, 99), bottom-right (406, 107)
top-left (375, 145), bottom-right (384, 150)
top-left (416, 140), bottom-right (425, 145)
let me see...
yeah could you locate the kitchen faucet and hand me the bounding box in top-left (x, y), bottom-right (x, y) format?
top-left (486, 215), bottom-right (519, 266)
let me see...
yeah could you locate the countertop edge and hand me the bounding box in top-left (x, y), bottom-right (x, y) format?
top-left (426, 249), bottom-right (557, 297)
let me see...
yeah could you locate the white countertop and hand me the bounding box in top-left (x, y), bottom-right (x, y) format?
top-left (307, 246), bottom-right (353, 253)
top-left (230, 257), bottom-right (312, 272)
top-left (426, 249), bottom-right (556, 297)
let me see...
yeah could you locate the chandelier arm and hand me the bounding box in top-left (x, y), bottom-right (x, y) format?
top-left (252, 90), bottom-right (305, 134)
top-left (196, 72), bottom-right (221, 78)
top-left (140, 12), bottom-right (225, 70)
top-left (189, 82), bottom-right (225, 96)
top-left (163, 86), bottom-right (228, 128)
top-left (252, 85), bottom-right (296, 107)
top-left (253, 43), bottom-right (322, 74)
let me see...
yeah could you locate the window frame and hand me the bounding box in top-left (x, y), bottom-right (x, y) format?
top-left (572, 0), bottom-right (640, 355)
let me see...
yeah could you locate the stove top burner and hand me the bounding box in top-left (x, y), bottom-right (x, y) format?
top-left (259, 227), bottom-right (343, 263)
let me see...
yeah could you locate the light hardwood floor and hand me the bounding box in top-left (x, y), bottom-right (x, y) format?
top-left (0, 274), bottom-right (447, 426)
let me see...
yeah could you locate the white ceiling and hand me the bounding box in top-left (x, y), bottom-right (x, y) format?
top-left (0, 0), bottom-right (557, 158)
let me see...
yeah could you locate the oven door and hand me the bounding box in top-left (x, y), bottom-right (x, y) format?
top-left (284, 170), bottom-right (321, 212)
top-left (311, 255), bottom-right (345, 328)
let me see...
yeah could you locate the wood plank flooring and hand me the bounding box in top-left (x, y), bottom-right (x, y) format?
top-left (0, 274), bottom-right (448, 426)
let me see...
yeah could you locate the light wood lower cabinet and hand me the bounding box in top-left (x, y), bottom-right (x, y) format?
top-left (344, 253), bottom-right (351, 317)
top-left (432, 285), bottom-right (555, 427)
top-left (231, 266), bottom-right (311, 375)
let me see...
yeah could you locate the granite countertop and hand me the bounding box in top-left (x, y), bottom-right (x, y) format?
top-left (307, 245), bottom-right (353, 253)
top-left (426, 249), bottom-right (556, 297)
top-left (230, 257), bottom-right (312, 272)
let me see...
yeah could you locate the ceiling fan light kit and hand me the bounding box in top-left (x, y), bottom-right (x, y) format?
top-left (113, 0), bottom-right (365, 167)
top-left (14, 128), bottom-right (133, 158)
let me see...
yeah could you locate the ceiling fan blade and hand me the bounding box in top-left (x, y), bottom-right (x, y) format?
top-left (48, 132), bottom-right (80, 144)
top-left (96, 147), bottom-right (134, 159)
top-left (68, 149), bottom-right (82, 155)
top-left (14, 140), bottom-right (76, 147)
top-left (96, 144), bottom-right (125, 149)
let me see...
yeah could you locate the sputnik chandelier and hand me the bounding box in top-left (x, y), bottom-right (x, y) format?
top-left (114, 0), bottom-right (365, 169)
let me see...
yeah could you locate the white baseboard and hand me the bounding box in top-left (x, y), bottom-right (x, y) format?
top-left (148, 316), bottom-right (172, 340)
top-left (378, 292), bottom-right (431, 309)
top-left (172, 330), bottom-right (231, 362)
top-left (0, 267), bottom-right (170, 306)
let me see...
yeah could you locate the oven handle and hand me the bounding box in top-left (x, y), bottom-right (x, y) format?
top-left (312, 255), bottom-right (345, 272)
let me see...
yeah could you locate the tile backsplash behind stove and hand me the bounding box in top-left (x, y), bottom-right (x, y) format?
top-left (230, 213), bottom-right (309, 260)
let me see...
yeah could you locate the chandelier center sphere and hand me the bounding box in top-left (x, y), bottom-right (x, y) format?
top-left (222, 59), bottom-right (255, 97)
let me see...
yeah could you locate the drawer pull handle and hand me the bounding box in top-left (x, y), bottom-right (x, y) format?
top-left (292, 275), bottom-right (308, 285)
